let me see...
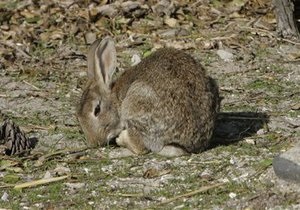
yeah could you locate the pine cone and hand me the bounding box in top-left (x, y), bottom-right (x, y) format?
top-left (0, 119), bottom-right (34, 156)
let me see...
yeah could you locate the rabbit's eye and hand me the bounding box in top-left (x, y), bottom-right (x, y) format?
top-left (94, 102), bottom-right (101, 116)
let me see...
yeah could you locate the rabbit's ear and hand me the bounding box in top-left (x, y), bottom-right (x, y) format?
top-left (87, 37), bottom-right (116, 87)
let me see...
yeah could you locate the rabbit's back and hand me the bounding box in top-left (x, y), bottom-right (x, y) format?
top-left (112, 48), bottom-right (219, 153)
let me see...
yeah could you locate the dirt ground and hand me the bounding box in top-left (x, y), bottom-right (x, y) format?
top-left (0, 0), bottom-right (300, 209)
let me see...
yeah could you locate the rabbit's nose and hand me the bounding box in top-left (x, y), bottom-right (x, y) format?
top-left (106, 133), bottom-right (118, 146)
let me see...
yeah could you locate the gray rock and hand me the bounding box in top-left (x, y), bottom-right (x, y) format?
top-left (273, 144), bottom-right (300, 183)
top-left (84, 32), bottom-right (96, 45)
top-left (216, 49), bottom-right (234, 62)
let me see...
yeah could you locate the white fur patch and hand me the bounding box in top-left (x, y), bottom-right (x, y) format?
top-left (116, 129), bottom-right (129, 147)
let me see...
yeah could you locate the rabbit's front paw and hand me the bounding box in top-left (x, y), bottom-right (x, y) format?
top-left (115, 129), bottom-right (129, 147)
top-left (116, 129), bottom-right (148, 155)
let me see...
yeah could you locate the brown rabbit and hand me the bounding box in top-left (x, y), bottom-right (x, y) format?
top-left (77, 37), bottom-right (220, 156)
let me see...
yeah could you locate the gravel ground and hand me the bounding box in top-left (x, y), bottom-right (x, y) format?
top-left (0, 0), bottom-right (299, 209)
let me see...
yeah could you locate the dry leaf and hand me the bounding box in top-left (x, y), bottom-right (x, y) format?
top-left (94, 4), bottom-right (118, 18)
top-left (164, 17), bottom-right (177, 28)
top-left (143, 167), bottom-right (171, 178)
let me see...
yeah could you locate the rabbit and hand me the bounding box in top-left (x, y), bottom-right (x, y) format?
top-left (77, 36), bottom-right (220, 157)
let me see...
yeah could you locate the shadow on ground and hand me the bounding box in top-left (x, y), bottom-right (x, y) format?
top-left (211, 112), bottom-right (269, 147)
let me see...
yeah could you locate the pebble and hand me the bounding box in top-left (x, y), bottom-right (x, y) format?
top-left (245, 138), bottom-right (256, 145)
top-left (131, 54), bottom-right (141, 66)
top-left (229, 192), bottom-right (237, 199)
top-left (273, 143), bottom-right (300, 183)
top-left (256, 128), bottom-right (265, 135)
top-left (84, 32), bottom-right (96, 45)
top-left (164, 17), bottom-right (177, 27)
top-left (216, 49), bottom-right (234, 62)
top-left (43, 171), bottom-right (52, 179)
top-left (1, 192), bottom-right (9, 202)
top-left (54, 165), bottom-right (71, 175)
top-left (65, 182), bottom-right (85, 190)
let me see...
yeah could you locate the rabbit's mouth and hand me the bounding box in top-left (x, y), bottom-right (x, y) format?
top-left (106, 134), bottom-right (117, 146)
top-left (106, 129), bottom-right (122, 146)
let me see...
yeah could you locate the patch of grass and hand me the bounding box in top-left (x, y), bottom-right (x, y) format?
top-left (254, 158), bottom-right (273, 170)
top-left (30, 41), bottom-right (57, 59)
top-left (247, 79), bottom-right (284, 94)
top-left (60, 127), bottom-right (83, 141)
top-left (140, 43), bottom-right (153, 58)
top-left (221, 103), bottom-right (258, 112)
top-left (199, 51), bottom-right (216, 66)
top-left (288, 110), bottom-right (300, 118)
top-left (268, 64), bottom-right (286, 74)
top-left (255, 48), bottom-right (271, 61)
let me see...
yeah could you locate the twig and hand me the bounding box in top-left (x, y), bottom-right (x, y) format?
top-left (107, 193), bottom-right (145, 197)
top-left (211, 34), bottom-right (237, 41)
top-left (0, 94), bottom-right (8, 98)
top-left (159, 183), bottom-right (224, 205)
top-left (0, 41), bottom-right (31, 59)
top-left (0, 184), bottom-right (15, 189)
top-left (34, 148), bottom-right (89, 167)
top-left (23, 80), bottom-right (40, 90)
top-left (239, 26), bottom-right (300, 46)
top-left (23, 124), bottom-right (54, 131)
top-left (14, 175), bottom-right (68, 189)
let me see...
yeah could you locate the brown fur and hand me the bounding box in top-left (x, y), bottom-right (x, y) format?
top-left (77, 37), bottom-right (220, 156)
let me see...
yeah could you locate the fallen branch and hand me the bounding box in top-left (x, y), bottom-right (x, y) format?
top-left (159, 183), bottom-right (225, 205)
top-left (0, 184), bottom-right (15, 189)
top-left (23, 80), bottom-right (40, 90)
top-left (14, 175), bottom-right (68, 189)
top-left (239, 26), bottom-right (300, 46)
top-left (107, 193), bottom-right (145, 197)
top-left (34, 148), bottom-right (89, 167)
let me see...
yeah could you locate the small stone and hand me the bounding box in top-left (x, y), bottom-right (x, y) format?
top-left (1, 191), bottom-right (9, 201)
top-left (291, 103), bottom-right (300, 110)
top-left (65, 182), bottom-right (85, 190)
top-left (91, 190), bottom-right (97, 197)
top-left (164, 17), bottom-right (177, 28)
top-left (79, 71), bottom-right (87, 77)
top-left (96, 4), bottom-right (118, 18)
top-left (44, 171), bottom-right (52, 179)
top-left (158, 29), bottom-right (178, 37)
top-left (83, 167), bottom-right (90, 174)
top-left (216, 49), bottom-right (234, 62)
top-left (131, 54), bottom-right (141, 66)
top-left (0, 25), bottom-right (9, 31)
top-left (53, 165), bottom-right (71, 175)
top-left (84, 32), bottom-right (96, 45)
top-left (230, 157), bottom-right (236, 165)
top-left (199, 168), bottom-right (213, 180)
top-left (245, 138), bottom-right (256, 145)
top-left (273, 143), bottom-right (300, 183)
top-left (229, 192), bottom-right (237, 199)
top-left (256, 129), bottom-right (265, 135)
top-left (121, 1), bottom-right (141, 13)
top-left (202, 40), bottom-right (217, 50)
